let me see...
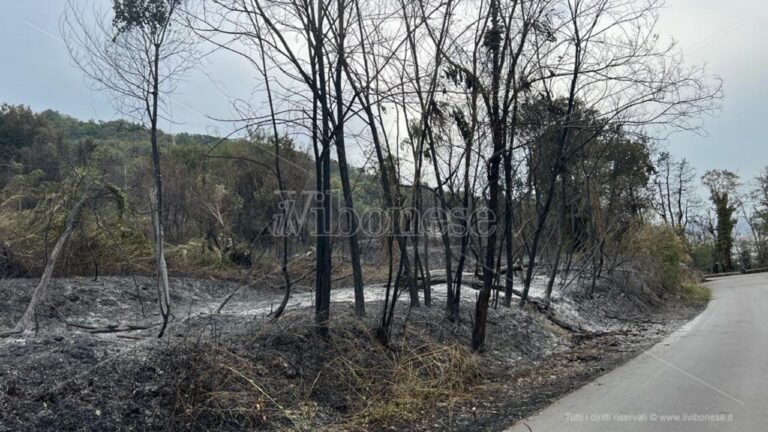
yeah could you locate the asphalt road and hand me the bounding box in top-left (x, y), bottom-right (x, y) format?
top-left (508, 273), bottom-right (768, 432)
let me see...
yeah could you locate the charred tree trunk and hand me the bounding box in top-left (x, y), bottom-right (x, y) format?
top-left (257, 26), bottom-right (292, 322)
top-left (545, 177), bottom-right (567, 306)
top-left (471, 0), bottom-right (503, 351)
top-left (451, 107), bottom-right (478, 322)
top-left (334, 0), bottom-right (366, 317)
top-left (520, 25), bottom-right (582, 307)
top-left (344, 0), bottom-right (417, 319)
top-left (422, 216), bottom-right (432, 307)
top-left (314, 2), bottom-right (333, 336)
top-left (150, 43), bottom-right (171, 338)
top-left (502, 99), bottom-right (519, 308)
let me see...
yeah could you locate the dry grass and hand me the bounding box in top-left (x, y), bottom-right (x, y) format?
top-left (165, 311), bottom-right (479, 431)
top-left (325, 324), bottom-right (479, 428)
top-left (677, 284), bottom-right (712, 305)
top-left (170, 341), bottom-right (298, 430)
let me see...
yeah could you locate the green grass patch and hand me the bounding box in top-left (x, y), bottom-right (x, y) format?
top-left (678, 284), bottom-right (712, 304)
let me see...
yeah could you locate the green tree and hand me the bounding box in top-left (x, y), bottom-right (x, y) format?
top-left (702, 170), bottom-right (740, 272)
top-left (0, 104), bottom-right (42, 162)
top-left (751, 167), bottom-right (768, 265)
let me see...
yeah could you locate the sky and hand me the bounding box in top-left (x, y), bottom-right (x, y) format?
top-left (1, 0), bottom-right (767, 182)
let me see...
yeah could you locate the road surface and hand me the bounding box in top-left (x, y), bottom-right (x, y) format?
top-left (508, 273), bottom-right (768, 432)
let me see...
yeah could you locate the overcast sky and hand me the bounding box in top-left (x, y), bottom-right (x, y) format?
top-left (1, 1), bottom-right (766, 182)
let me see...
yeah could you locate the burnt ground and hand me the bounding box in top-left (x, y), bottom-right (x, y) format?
top-left (0, 276), bottom-right (706, 431)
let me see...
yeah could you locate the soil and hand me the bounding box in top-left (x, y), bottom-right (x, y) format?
top-left (0, 275), bottom-right (705, 431)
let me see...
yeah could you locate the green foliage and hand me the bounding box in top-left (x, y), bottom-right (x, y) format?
top-left (678, 284), bottom-right (712, 304)
top-left (750, 167), bottom-right (768, 266)
top-left (0, 104), bottom-right (388, 277)
top-left (756, 168), bottom-right (768, 222)
top-left (0, 104), bottom-right (44, 161)
top-left (711, 191), bottom-right (737, 272)
top-left (632, 224), bottom-right (685, 291)
top-left (699, 170), bottom-right (740, 272)
top-left (112, 0), bottom-right (179, 37)
top-left (689, 241), bottom-right (717, 273)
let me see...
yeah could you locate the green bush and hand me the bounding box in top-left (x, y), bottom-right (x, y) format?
top-left (632, 225), bottom-right (685, 291)
top-left (689, 241), bottom-right (717, 273)
top-left (679, 284), bottom-right (712, 304)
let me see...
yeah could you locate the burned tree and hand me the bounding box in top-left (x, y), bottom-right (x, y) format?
top-left (652, 152), bottom-right (697, 237)
top-left (516, 0), bottom-right (720, 308)
top-left (192, 0), bottom-right (375, 333)
top-left (62, 0), bottom-right (197, 337)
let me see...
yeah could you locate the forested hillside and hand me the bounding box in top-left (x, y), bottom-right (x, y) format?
top-left (0, 104), bottom-right (390, 278)
top-left (3, 102), bottom-right (742, 286)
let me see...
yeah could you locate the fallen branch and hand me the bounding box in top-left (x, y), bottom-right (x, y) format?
top-left (63, 320), bottom-right (158, 334)
top-left (115, 334), bottom-right (148, 340)
top-left (0, 329), bottom-right (23, 338)
top-left (53, 306), bottom-right (159, 334)
top-left (85, 324), bottom-right (158, 334)
top-left (605, 313), bottom-right (663, 324)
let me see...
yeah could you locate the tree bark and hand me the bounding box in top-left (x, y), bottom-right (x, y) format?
top-left (502, 99), bottom-right (519, 307)
top-left (150, 43), bottom-right (171, 338)
top-left (314, 1), bottom-right (333, 336)
top-left (471, 0), bottom-right (504, 351)
top-left (545, 178), bottom-right (567, 306)
top-left (520, 18), bottom-right (582, 306)
top-left (14, 190), bottom-right (89, 334)
top-left (257, 21), bottom-right (293, 322)
top-left (334, 0), bottom-right (365, 316)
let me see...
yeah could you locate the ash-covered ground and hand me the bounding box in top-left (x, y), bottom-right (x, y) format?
top-left (0, 274), bottom-right (705, 431)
